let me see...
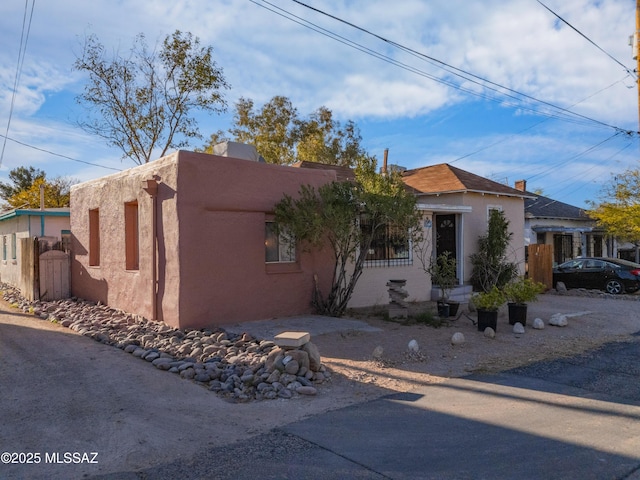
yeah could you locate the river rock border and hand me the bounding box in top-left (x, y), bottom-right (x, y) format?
top-left (0, 284), bottom-right (330, 402)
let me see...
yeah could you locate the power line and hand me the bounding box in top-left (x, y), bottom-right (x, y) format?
top-left (1, 0), bottom-right (36, 168)
top-left (526, 131), bottom-right (623, 182)
top-left (285, 0), bottom-right (634, 135)
top-left (449, 76), bottom-right (629, 165)
top-left (541, 140), bottom-right (634, 204)
top-left (536, 0), bottom-right (635, 78)
top-left (0, 133), bottom-right (123, 172)
top-left (251, 0), bottom-right (571, 123)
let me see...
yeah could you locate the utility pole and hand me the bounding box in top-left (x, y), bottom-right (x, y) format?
top-left (636, 0), bottom-right (640, 133)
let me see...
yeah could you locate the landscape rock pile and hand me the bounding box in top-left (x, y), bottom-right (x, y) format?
top-left (0, 284), bottom-right (330, 402)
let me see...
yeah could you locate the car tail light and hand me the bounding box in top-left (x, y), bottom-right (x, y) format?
top-left (631, 269), bottom-right (640, 276)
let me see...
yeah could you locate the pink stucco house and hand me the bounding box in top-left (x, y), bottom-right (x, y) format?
top-left (70, 149), bottom-right (336, 329)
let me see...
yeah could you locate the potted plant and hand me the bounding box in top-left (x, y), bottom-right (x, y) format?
top-left (503, 277), bottom-right (545, 326)
top-left (427, 252), bottom-right (459, 317)
top-left (472, 285), bottom-right (505, 332)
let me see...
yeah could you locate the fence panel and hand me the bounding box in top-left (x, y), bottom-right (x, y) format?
top-left (528, 244), bottom-right (553, 290)
top-left (39, 250), bottom-right (70, 301)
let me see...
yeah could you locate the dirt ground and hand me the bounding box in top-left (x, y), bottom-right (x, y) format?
top-left (2, 291), bottom-right (640, 479)
top-left (310, 292), bottom-right (640, 405)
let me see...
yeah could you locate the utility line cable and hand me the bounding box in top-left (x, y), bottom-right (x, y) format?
top-left (0, 133), bottom-right (123, 172)
top-left (286, 0), bottom-right (633, 135)
top-left (256, 0), bottom-right (617, 129)
top-left (536, 0), bottom-right (635, 78)
top-left (1, 0), bottom-right (36, 168)
top-left (449, 76), bottom-right (628, 165)
top-left (526, 131), bottom-right (622, 182)
top-left (542, 140), bottom-right (634, 205)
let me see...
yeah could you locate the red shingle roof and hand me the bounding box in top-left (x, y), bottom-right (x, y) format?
top-left (402, 163), bottom-right (528, 197)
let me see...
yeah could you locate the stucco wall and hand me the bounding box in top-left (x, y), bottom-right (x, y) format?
top-left (418, 192), bottom-right (526, 286)
top-left (453, 193), bottom-right (526, 279)
top-left (348, 212), bottom-right (433, 309)
top-left (71, 150), bottom-right (336, 329)
top-left (347, 192), bottom-right (526, 308)
top-left (175, 151), bottom-right (336, 327)
top-left (71, 155), bottom-right (180, 324)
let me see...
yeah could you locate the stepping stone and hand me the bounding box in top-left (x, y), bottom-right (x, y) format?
top-left (274, 331), bottom-right (310, 348)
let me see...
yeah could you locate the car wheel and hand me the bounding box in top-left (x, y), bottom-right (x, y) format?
top-left (605, 279), bottom-right (623, 295)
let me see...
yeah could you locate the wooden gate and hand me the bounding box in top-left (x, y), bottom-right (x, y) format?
top-left (39, 249), bottom-right (70, 301)
top-left (528, 244), bottom-right (553, 290)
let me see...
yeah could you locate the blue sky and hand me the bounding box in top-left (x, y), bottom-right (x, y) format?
top-left (0, 0), bottom-right (637, 208)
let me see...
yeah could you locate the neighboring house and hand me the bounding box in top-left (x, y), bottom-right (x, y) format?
top-left (70, 149), bottom-right (336, 330)
top-left (323, 163), bottom-right (530, 308)
top-left (514, 180), bottom-right (606, 265)
top-left (0, 207), bottom-right (70, 289)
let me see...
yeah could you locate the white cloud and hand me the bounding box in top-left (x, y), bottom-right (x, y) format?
top-left (0, 0), bottom-right (635, 208)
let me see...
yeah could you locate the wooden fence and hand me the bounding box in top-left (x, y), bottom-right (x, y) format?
top-left (19, 237), bottom-right (70, 301)
top-left (527, 244), bottom-right (553, 290)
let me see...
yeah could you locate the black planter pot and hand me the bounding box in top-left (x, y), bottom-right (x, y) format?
top-left (447, 301), bottom-right (460, 317)
top-left (508, 303), bottom-right (528, 326)
top-left (437, 302), bottom-right (450, 317)
top-left (477, 309), bottom-right (498, 332)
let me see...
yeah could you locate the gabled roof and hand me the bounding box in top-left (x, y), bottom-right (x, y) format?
top-left (291, 161), bottom-right (356, 182)
top-left (402, 163), bottom-right (531, 198)
top-left (524, 192), bottom-right (592, 220)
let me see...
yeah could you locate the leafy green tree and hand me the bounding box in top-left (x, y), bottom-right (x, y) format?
top-left (470, 209), bottom-right (518, 292)
top-left (588, 168), bottom-right (640, 262)
top-left (274, 160), bottom-right (422, 317)
top-left (588, 168), bottom-right (640, 240)
top-left (0, 166), bottom-right (45, 202)
top-left (74, 30), bottom-right (230, 165)
top-left (201, 96), bottom-right (368, 167)
top-left (7, 178), bottom-right (72, 208)
top-left (0, 166), bottom-right (74, 209)
top-left (230, 96), bottom-right (298, 165)
top-left (294, 107), bottom-right (367, 167)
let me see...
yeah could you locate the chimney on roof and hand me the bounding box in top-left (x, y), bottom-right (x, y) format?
top-left (515, 179), bottom-right (527, 192)
top-left (381, 148), bottom-right (389, 176)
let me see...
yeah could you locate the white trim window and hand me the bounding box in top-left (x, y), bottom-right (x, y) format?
top-left (265, 222), bottom-right (296, 263)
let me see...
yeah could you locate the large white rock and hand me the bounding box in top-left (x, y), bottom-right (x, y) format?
top-left (451, 332), bottom-right (466, 345)
top-left (532, 318), bottom-right (545, 329)
top-left (483, 327), bottom-right (496, 338)
top-left (408, 339), bottom-right (419, 353)
top-left (549, 313), bottom-right (568, 327)
top-left (513, 322), bottom-right (525, 334)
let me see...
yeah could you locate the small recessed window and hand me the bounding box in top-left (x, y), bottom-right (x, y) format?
top-left (125, 201), bottom-right (139, 270)
top-left (265, 222), bottom-right (296, 263)
top-left (89, 209), bottom-right (100, 266)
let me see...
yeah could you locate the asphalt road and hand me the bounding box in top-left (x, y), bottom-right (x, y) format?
top-left (99, 334), bottom-right (640, 480)
top-left (1, 298), bottom-right (640, 480)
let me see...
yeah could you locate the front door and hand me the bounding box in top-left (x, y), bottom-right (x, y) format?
top-left (435, 214), bottom-right (457, 259)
